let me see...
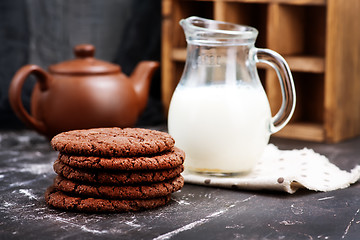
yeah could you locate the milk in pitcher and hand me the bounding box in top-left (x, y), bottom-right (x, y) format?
top-left (169, 16), bottom-right (296, 175)
top-left (168, 84), bottom-right (272, 174)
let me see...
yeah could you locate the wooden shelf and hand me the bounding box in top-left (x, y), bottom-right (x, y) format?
top-left (259, 56), bottom-right (325, 73)
top-left (199, 0), bottom-right (326, 5)
top-left (172, 48), bottom-right (187, 62)
top-left (284, 56), bottom-right (325, 73)
top-left (172, 48), bottom-right (325, 73)
top-left (274, 122), bottom-right (325, 142)
top-left (162, 0), bottom-right (360, 143)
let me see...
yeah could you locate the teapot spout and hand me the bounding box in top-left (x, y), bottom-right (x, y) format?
top-left (130, 61), bottom-right (159, 114)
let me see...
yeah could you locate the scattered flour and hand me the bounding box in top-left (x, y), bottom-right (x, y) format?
top-left (2, 201), bottom-right (16, 208)
top-left (173, 199), bottom-right (191, 205)
top-left (80, 226), bottom-right (110, 235)
top-left (153, 205), bottom-right (236, 240)
top-left (125, 219), bottom-right (142, 228)
top-left (19, 163), bottom-right (53, 175)
top-left (279, 220), bottom-right (304, 226)
top-left (19, 189), bottom-right (38, 200)
top-left (17, 135), bottom-right (31, 143)
top-left (290, 204), bottom-right (304, 215)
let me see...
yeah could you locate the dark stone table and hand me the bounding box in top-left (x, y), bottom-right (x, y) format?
top-left (1, 129), bottom-right (359, 240)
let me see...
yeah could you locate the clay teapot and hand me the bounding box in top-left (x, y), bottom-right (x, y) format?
top-left (9, 44), bottom-right (159, 138)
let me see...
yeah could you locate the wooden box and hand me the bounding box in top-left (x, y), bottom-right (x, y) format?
top-left (161, 0), bottom-right (360, 143)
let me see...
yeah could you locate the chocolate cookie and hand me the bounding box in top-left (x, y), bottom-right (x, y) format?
top-left (57, 147), bottom-right (185, 171)
top-left (53, 159), bottom-right (184, 185)
top-left (53, 175), bottom-right (184, 199)
top-left (51, 128), bottom-right (175, 157)
top-left (45, 186), bottom-right (171, 213)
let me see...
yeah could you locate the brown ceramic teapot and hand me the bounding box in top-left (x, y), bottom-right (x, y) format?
top-left (9, 44), bottom-right (159, 138)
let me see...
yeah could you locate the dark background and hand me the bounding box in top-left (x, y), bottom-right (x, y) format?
top-left (0, 0), bottom-right (164, 129)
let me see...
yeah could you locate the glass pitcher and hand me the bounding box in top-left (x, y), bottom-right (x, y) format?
top-left (168, 16), bottom-right (296, 175)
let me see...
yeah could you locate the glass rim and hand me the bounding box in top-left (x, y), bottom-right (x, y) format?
top-left (180, 16), bottom-right (258, 40)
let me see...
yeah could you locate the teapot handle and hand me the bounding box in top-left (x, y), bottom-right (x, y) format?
top-left (8, 65), bottom-right (50, 134)
top-left (254, 48), bottom-right (296, 134)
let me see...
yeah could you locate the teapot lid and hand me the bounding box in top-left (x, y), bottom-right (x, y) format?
top-left (48, 44), bottom-right (121, 74)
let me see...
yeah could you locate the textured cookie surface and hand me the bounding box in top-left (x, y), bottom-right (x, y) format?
top-left (53, 159), bottom-right (184, 184)
top-left (58, 147), bottom-right (185, 171)
top-left (45, 186), bottom-right (171, 213)
top-left (53, 175), bottom-right (184, 199)
top-left (51, 128), bottom-right (175, 157)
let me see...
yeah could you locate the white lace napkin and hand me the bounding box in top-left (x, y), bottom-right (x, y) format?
top-left (182, 144), bottom-right (360, 194)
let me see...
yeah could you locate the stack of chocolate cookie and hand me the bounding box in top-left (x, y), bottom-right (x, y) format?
top-left (45, 127), bottom-right (185, 213)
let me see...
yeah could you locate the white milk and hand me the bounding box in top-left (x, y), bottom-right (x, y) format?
top-left (168, 84), bottom-right (272, 174)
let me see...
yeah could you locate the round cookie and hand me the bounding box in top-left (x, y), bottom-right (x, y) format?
top-left (53, 159), bottom-right (184, 185)
top-left (58, 147), bottom-right (185, 171)
top-left (45, 186), bottom-right (171, 213)
top-left (53, 175), bottom-right (184, 199)
top-left (51, 127), bottom-right (175, 157)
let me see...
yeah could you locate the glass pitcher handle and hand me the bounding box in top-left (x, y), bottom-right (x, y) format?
top-left (254, 48), bottom-right (296, 134)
